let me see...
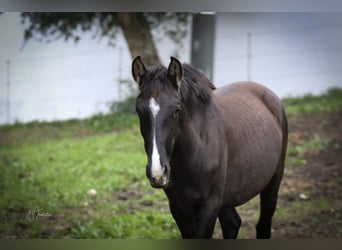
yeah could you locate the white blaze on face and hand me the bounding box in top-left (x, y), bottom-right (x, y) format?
top-left (149, 97), bottom-right (163, 177)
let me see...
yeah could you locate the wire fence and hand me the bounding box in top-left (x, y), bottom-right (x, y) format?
top-left (0, 46), bottom-right (135, 125)
top-left (213, 19), bottom-right (342, 97)
top-left (1, 18), bottom-right (342, 125)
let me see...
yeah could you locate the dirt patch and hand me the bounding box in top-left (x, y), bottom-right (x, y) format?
top-left (283, 110), bottom-right (342, 197)
top-left (115, 182), bottom-right (170, 215)
top-left (229, 110), bottom-right (342, 239)
top-left (207, 110), bottom-right (342, 238)
top-left (275, 110), bottom-right (341, 238)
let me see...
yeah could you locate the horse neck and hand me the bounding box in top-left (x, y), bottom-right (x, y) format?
top-left (175, 99), bottom-right (223, 156)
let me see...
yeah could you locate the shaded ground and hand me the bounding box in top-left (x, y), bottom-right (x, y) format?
top-left (220, 110), bottom-right (342, 238)
top-left (273, 110), bottom-right (342, 238)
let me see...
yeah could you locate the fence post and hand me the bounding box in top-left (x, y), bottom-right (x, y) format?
top-left (247, 32), bottom-right (252, 81)
top-left (6, 59), bottom-right (11, 124)
top-left (118, 47), bottom-right (123, 101)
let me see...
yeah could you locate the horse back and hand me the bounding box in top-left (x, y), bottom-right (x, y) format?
top-left (215, 81), bottom-right (284, 128)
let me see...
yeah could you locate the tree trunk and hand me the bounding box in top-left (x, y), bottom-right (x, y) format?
top-left (117, 13), bottom-right (162, 66)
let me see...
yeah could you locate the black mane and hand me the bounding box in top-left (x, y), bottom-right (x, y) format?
top-left (181, 64), bottom-right (216, 103)
top-left (139, 63), bottom-right (216, 104)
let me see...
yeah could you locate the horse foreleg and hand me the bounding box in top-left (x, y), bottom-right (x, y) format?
top-left (169, 200), bottom-right (220, 239)
top-left (218, 206), bottom-right (241, 238)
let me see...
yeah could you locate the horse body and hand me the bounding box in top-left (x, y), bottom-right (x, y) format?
top-left (132, 57), bottom-right (288, 239)
top-left (216, 82), bottom-right (284, 206)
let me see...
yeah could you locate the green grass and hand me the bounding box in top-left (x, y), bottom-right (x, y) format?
top-left (0, 112), bottom-right (139, 146)
top-left (282, 87), bottom-right (342, 116)
top-left (0, 87), bottom-right (341, 238)
top-left (69, 213), bottom-right (179, 239)
top-left (286, 133), bottom-right (330, 165)
top-left (0, 119), bottom-right (178, 238)
top-left (283, 87), bottom-right (341, 165)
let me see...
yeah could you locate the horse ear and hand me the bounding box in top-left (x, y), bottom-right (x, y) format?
top-left (167, 57), bottom-right (183, 89)
top-left (132, 56), bottom-right (147, 85)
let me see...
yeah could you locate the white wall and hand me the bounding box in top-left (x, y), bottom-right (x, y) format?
top-left (213, 13), bottom-right (342, 98)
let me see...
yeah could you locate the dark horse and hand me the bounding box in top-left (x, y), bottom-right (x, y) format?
top-left (132, 56), bottom-right (288, 239)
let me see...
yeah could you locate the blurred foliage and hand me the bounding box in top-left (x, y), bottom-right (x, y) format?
top-left (21, 12), bottom-right (190, 45)
top-left (109, 96), bottom-right (137, 114)
top-left (87, 112), bottom-right (138, 131)
top-left (282, 87), bottom-right (342, 116)
top-left (20, 12), bottom-right (191, 65)
top-left (109, 78), bottom-right (137, 114)
top-left (0, 113), bottom-right (138, 147)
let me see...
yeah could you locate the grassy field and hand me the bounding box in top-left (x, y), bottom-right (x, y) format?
top-left (0, 88), bottom-right (341, 239)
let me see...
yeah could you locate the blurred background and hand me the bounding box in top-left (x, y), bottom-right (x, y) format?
top-left (0, 12), bottom-right (341, 125)
top-left (0, 12), bottom-right (341, 239)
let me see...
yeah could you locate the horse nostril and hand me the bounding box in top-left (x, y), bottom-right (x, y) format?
top-left (153, 175), bottom-right (162, 182)
top-left (163, 164), bottom-right (170, 176)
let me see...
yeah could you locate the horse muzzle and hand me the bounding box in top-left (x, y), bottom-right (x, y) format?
top-left (150, 175), bottom-right (169, 188)
top-left (147, 163), bottom-right (170, 189)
